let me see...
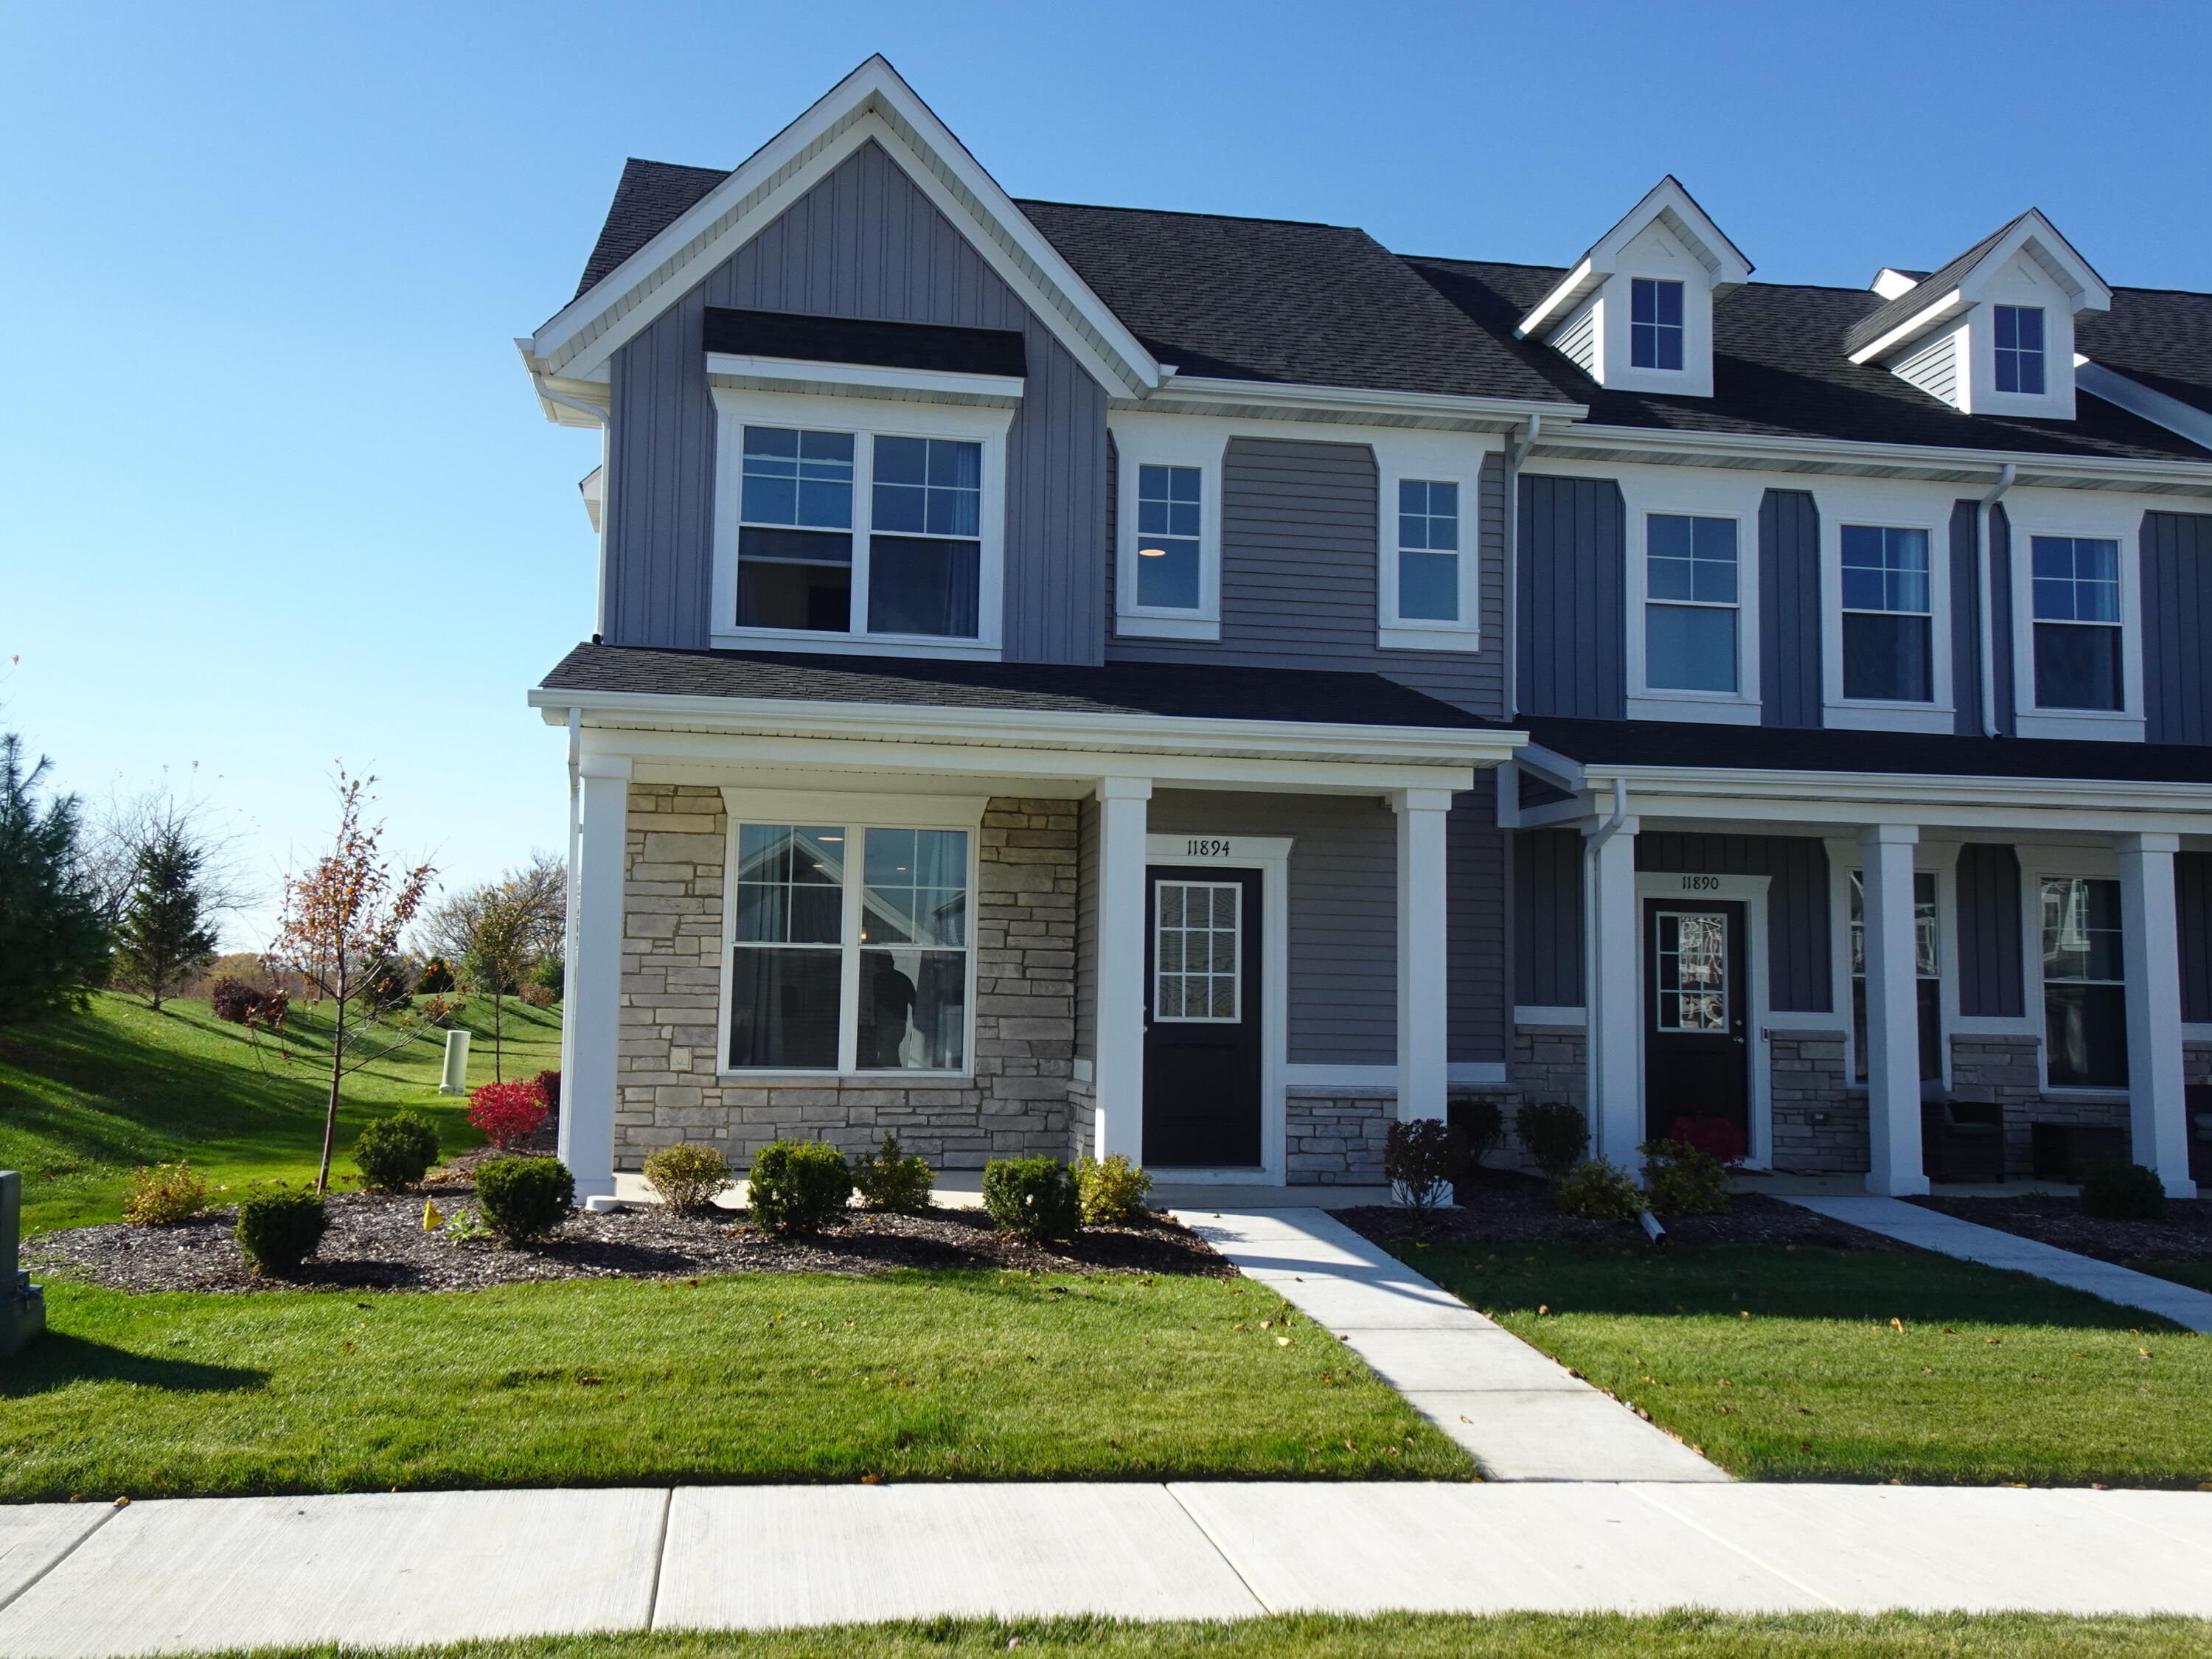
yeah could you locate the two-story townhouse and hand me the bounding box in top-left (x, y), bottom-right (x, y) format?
top-left (520, 57), bottom-right (2212, 1203)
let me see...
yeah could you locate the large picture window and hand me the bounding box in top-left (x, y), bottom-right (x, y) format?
top-left (2041, 877), bottom-right (2127, 1089)
top-left (1840, 524), bottom-right (1933, 703)
top-left (1849, 870), bottom-right (1941, 1083)
top-left (2030, 536), bottom-right (2123, 712)
top-left (728, 821), bottom-right (972, 1074)
top-left (1645, 513), bottom-right (1739, 693)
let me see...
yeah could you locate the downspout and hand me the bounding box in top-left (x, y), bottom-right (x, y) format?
top-left (1500, 414), bottom-right (1543, 719)
top-left (1977, 464), bottom-right (2017, 739)
top-left (1587, 775), bottom-right (1630, 850)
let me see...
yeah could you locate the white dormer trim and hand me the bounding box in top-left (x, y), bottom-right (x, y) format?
top-left (1848, 212), bottom-right (2110, 367)
top-left (2076, 359), bottom-right (2212, 454)
top-left (1514, 177), bottom-right (1753, 341)
top-left (523, 56), bottom-right (1164, 400)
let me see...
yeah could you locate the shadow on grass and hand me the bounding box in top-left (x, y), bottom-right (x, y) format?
top-left (0, 1332), bottom-right (268, 1397)
top-left (1416, 1239), bottom-right (2164, 1332)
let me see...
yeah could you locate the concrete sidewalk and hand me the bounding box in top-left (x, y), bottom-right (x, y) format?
top-left (1174, 1208), bottom-right (1726, 1482)
top-left (1785, 1195), bottom-right (2212, 1332)
top-left (6, 1482), bottom-right (2212, 1655)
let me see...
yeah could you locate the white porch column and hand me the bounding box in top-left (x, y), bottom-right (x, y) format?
top-left (1392, 788), bottom-right (1455, 1123)
top-left (1860, 824), bottom-right (1928, 1196)
top-left (2119, 832), bottom-right (2195, 1196)
top-left (1091, 778), bottom-right (1152, 1163)
top-left (1583, 811), bottom-right (1641, 1166)
top-left (560, 756), bottom-right (630, 1201)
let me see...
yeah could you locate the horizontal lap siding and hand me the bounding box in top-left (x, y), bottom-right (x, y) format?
top-left (1635, 833), bottom-right (1832, 1013)
top-left (1149, 790), bottom-right (1397, 1064)
top-left (2143, 512), bottom-right (2212, 745)
top-left (1956, 844), bottom-right (2025, 1018)
top-left (1757, 489), bottom-right (1822, 730)
top-left (605, 139), bottom-right (1106, 661)
top-left (1513, 829), bottom-right (1584, 1007)
top-left (1517, 475), bottom-right (1624, 720)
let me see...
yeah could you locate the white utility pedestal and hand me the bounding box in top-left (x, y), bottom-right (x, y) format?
top-left (439, 1028), bottom-right (472, 1096)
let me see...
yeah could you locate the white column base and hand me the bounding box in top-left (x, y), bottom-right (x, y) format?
top-left (1861, 824), bottom-right (1928, 1197)
top-left (1092, 779), bottom-right (1152, 1164)
top-left (1394, 789), bottom-right (1454, 1124)
top-left (1584, 816), bottom-right (1641, 1168)
top-left (560, 759), bottom-right (628, 1202)
top-left (2120, 833), bottom-right (2196, 1197)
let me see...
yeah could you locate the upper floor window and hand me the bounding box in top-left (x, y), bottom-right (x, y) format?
top-left (1135, 464), bottom-right (1203, 611)
top-left (1644, 514), bottom-right (1738, 693)
top-left (2030, 536), bottom-right (2122, 712)
top-left (2041, 876), bottom-right (2126, 1088)
top-left (1994, 305), bottom-right (2046, 395)
top-left (1394, 480), bottom-right (1461, 622)
top-left (1630, 279), bottom-right (1685, 371)
top-left (1840, 524), bottom-right (1933, 703)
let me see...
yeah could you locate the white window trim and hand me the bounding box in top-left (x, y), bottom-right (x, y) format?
top-left (1374, 434), bottom-right (1484, 652)
top-left (710, 386), bottom-right (1013, 661)
top-left (714, 788), bottom-right (988, 1082)
top-left (1618, 470), bottom-right (1763, 724)
top-left (2009, 514), bottom-right (2146, 742)
top-left (1113, 418), bottom-right (1224, 641)
top-left (2017, 846), bottom-right (2132, 1098)
top-left (1822, 507), bottom-right (1954, 733)
top-left (1834, 849), bottom-right (1953, 1090)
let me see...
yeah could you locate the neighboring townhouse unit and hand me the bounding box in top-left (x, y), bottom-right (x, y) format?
top-left (521, 57), bottom-right (2212, 1202)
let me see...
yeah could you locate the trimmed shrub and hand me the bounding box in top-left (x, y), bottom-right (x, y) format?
top-left (1073, 1152), bottom-right (1152, 1225)
top-left (983, 1157), bottom-right (1079, 1242)
top-left (236, 1189), bottom-right (328, 1273)
top-left (852, 1132), bottom-right (936, 1213)
top-left (1641, 1138), bottom-right (1731, 1217)
top-left (2079, 1161), bottom-right (2165, 1221)
top-left (1384, 1118), bottom-right (1467, 1222)
top-left (473, 1156), bottom-right (575, 1245)
top-left (529, 957), bottom-right (565, 1001)
top-left (352, 1111), bottom-right (441, 1194)
top-left (1515, 1101), bottom-right (1590, 1181)
top-left (1669, 1113), bottom-right (1749, 1166)
top-left (467, 1078), bottom-right (549, 1150)
top-left (643, 1142), bottom-right (731, 1214)
top-left (1450, 1097), bottom-right (1506, 1168)
top-left (518, 981), bottom-right (556, 1009)
top-left (746, 1139), bottom-right (852, 1236)
top-left (122, 1161), bottom-right (209, 1225)
top-left (209, 975), bottom-right (287, 1026)
top-left (1554, 1158), bottom-right (1645, 1222)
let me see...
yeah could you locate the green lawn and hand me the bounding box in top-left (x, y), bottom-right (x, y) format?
top-left (158, 1613), bottom-right (2212, 1659)
top-left (1, 991), bottom-right (561, 1234)
top-left (1390, 1239), bottom-right (2211, 1487)
top-left (2, 1270), bottom-right (1470, 1500)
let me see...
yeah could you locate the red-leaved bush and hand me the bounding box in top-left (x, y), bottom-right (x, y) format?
top-left (1669, 1114), bottom-right (1748, 1166)
top-left (468, 1079), bottom-right (550, 1150)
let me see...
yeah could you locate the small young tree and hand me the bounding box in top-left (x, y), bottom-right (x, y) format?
top-left (419, 852), bottom-right (566, 1082)
top-left (111, 829), bottom-right (220, 1009)
top-left (265, 773), bottom-right (434, 1192)
top-left (467, 882), bottom-right (535, 1082)
top-left (0, 734), bottom-right (111, 1027)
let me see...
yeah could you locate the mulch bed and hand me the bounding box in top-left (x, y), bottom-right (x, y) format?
top-left (1333, 1170), bottom-right (1907, 1253)
top-left (25, 1192), bottom-right (1234, 1295)
top-left (1910, 1193), bottom-right (2212, 1266)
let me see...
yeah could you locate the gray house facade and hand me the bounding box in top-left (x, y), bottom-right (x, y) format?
top-left (524, 57), bottom-right (2212, 1200)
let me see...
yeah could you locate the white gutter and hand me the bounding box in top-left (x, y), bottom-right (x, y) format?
top-left (1587, 776), bottom-right (1630, 848)
top-left (1977, 463), bottom-right (2017, 739)
top-left (1501, 414), bottom-right (1543, 718)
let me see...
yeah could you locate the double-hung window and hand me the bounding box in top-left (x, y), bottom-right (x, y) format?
top-left (734, 421), bottom-right (986, 643)
top-left (1630, 279), bottom-right (1685, 371)
top-left (1385, 478), bottom-right (1466, 629)
top-left (1135, 464), bottom-right (1203, 611)
top-left (728, 821), bottom-right (973, 1075)
top-left (1840, 525), bottom-right (1933, 703)
top-left (1116, 431), bottom-right (1220, 639)
top-left (1644, 514), bottom-right (1739, 693)
top-left (2030, 537), bottom-right (2123, 712)
top-left (1848, 871), bottom-right (1941, 1083)
top-left (2040, 877), bottom-right (2126, 1088)
top-left (1994, 305), bottom-right (2047, 395)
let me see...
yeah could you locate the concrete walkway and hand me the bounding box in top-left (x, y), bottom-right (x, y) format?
top-left (1171, 1208), bottom-right (1726, 1482)
top-left (6, 1482), bottom-right (2212, 1654)
top-left (1785, 1196), bottom-right (2212, 1333)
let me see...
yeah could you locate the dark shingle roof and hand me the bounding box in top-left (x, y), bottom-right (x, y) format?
top-left (540, 642), bottom-right (1513, 731)
top-left (1840, 215), bottom-right (2027, 357)
top-left (574, 159), bottom-right (729, 299)
top-left (1527, 715), bottom-right (2212, 785)
top-left (2078, 288), bottom-right (2212, 422)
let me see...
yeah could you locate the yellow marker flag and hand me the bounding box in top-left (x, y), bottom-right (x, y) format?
top-left (422, 1198), bottom-right (443, 1231)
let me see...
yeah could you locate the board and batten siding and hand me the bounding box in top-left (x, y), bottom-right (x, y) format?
top-left (1949, 499), bottom-right (1986, 737)
top-left (1517, 475), bottom-right (1626, 720)
top-left (1986, 501), bottom-right (2018, 737)
top-left (1756, 488), bottom-right (1823, 729)
top-left (2141, 510), bottom-right (2212, 745)
top-left (601, 139), bottom-right (1108, 664)
top-left (1513, 828), bottom-right (1584, 1009)
top-left (1447, 779), bottom-right (1510, 1066)
top-left (1105, 437), bottom-right (1509, 722)
top-left (1955, 842), bottom-right (2025, 1019)
top-left (1636, 832), bottom-right (1833, 1014)
top-left (2178, 851), bottom-right (2212, 1026)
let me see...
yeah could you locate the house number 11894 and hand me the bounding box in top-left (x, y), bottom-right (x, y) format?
top-left (1183, 839), bottom-right (1234, 858)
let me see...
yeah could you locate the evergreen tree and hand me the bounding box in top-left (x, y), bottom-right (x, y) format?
top-left (0, 733), bottom-right (111, 1026)
top-left (112, 828), bottom-right (221, 1009)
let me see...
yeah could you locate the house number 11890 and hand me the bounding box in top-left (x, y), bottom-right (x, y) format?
top-left (1679, 874), bottom-right (1721, 891)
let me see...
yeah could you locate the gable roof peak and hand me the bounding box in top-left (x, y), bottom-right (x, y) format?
top-left (1845, 209), bottom-right (2112, 361)
top-left (1514, 175), bottom-right (1753, 341)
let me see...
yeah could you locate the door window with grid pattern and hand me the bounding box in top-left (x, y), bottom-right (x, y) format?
top-left (1154, 882), bottom-right (1242, 1021)
top-left (1653, 911), bottom-right (1728, 1031)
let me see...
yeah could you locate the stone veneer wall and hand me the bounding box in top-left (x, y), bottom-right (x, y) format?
top-left (1948, 1034), bottom-right (2134, 1177)
top-left (614, 785), bottom-right (1078, 1171)
top-left (1767, 1030), bottom-right (1862, 1173)
top-left (1285, 1092), bottom-right (1395, 1184)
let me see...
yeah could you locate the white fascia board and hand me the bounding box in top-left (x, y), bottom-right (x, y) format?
top-left (2077, 361), bottom-right (2212, 456)
top-left (1515, 178), bottom-right (1754, 339)
top-left (1846, 290), bottom-right (1972, 365)
top-left (1531, 421), bottom-right (2212, 498)
top-left (704, 353), bottom-right (1024, 406)
top-left (1956, 212), bottom-right (2111, 314)
top-left (526, 59), bottom-right (1161, 397)
top-left (1516, 258), bottom-right (1601, 341)
top-left (1134, 374), bottom-right (1582, 431)
top-left (529, 684), bottom-right (1526, 768)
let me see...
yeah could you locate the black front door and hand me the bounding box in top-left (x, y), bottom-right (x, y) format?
top-left (1644, 898), bottom-right (1750, 1143)
top-left (1143, 866), bottom-right (1263, 1167)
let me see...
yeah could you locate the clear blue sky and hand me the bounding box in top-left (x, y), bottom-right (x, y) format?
top-left (7, 0), bottom-right (2209, 944)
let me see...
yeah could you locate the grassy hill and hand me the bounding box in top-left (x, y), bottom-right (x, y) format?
top-left (1, 992), bottom-right (561, 1235)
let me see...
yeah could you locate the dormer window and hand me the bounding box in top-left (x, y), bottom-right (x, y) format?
top-left (1630, 279), bottom-right (1685, 371)
top-left (1994, 305), bottom-right (2046, 394)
